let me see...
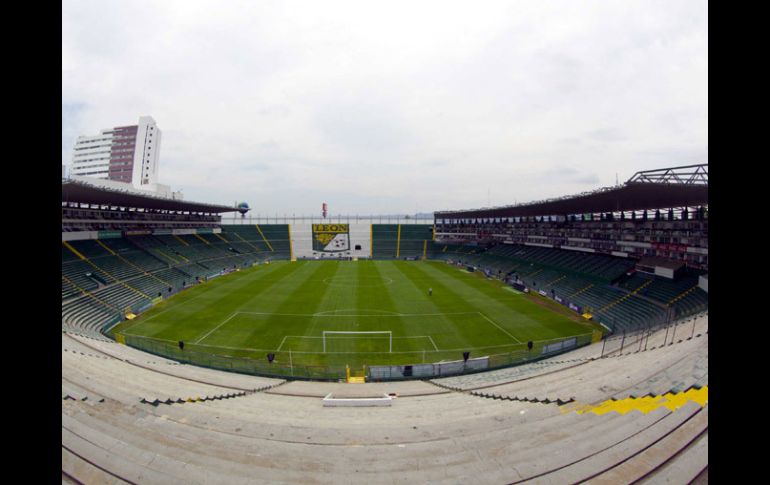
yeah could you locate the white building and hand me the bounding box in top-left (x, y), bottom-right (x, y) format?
top-left (70, 116), bottom-right (162, 189)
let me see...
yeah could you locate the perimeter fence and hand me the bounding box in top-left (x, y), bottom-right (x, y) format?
top-left (118, 332), bottom-right (597, 381)
top-left (111, 309), bottom-right (707, 381)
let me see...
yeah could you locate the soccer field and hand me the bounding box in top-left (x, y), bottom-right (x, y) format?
top-left (113, 260), bottom-right (603, 375)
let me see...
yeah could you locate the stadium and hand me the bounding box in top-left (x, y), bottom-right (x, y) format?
top-left (61, 163), bottom-right (708, 483)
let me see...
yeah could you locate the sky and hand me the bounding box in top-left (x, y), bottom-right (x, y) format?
top-left (62, 0), bottom-right (707, 216)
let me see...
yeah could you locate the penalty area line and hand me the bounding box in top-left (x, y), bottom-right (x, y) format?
top-left (121, 333), bottom-right (178, 344)
top-left (233, 311), bottom-right (479, 318)
top-left (194, 313), bottom-right (239, 344)
top-left (279, 334), bottom-right (440, 351)
top-left (427, 335), bottom-right (439, 351)
top-left (276, 335), bottom-right (288, 352)
top-left (478, 312), bottom-right (522, 344)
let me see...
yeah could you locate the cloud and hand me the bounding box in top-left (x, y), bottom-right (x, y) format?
top-left (62, 102), bottom-right (87, 159)
top-left (587, 129), bottom-right (627, 143)
top-left (62, 0), bottom-right (708, 215)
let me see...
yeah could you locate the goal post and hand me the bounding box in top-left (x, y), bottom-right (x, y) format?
top-left (322, 331), bottom-right (393, 353)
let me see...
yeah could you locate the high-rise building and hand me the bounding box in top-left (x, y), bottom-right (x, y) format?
top-left (70, 116), bottom-right (162, 188)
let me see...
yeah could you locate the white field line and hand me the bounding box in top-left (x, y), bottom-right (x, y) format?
top-left (478, 312), bottom-right (522, 344)
top-left (322, 276), bottom-right (394, 286)
top-left (193, 313), bottom-right (239, 344)
top-left (282, 334), bottom-right (438, 351)
top-left (125, 303), bottom-right (592, 354)
top-left (125, 265), bottom-right (270, 330)
top-left (234, 311), bottom-right (479, 318)
top-left (276, 335), bottom-right (288, 352)
top-left (121, 332), bottom-right (592, 354)
top-left (126, 287), bottom-right (212, 329)
top-left (136, 310), bottom-right (481, 349)
top-left (313, 309), bottom-right (403, 316)
top-left (281, 335), bottom-right (433, 340)
top-left (427, 336), bottom-right (439, 351)
top-left (121, 334), bottom-right (179, 344)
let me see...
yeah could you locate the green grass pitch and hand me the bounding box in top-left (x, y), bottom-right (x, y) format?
top-left (112, 260), bottom-right (603, 373)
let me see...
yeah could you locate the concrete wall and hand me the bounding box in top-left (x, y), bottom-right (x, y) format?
top-left (654, 266), bottom-right (675, 279)
top-left (61, 231), bottom-right (98, 241)
top-left (224, 216), bottom-right (433, 225)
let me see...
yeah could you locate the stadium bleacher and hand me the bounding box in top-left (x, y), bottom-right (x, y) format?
top-left (62, 319), bottom-right (707, 483)
top-left (62, 230), bottom-right (706, 339)
top-left (222, 224), bottom-right (292, 259)
top-left (61, 228), bottom-right (273, 336)
top-left (437, 241), bottom-right (703, 333)
top-left (397, 224), bottom-right (433, 258)
top-left (371, 224), bottom-right (399, 258)
top-left (371, 224), bottom-right (432, 259)
top-left (61, 165), bottom-right (708, 482)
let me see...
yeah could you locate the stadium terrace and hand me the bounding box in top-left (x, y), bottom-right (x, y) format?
top-left (62, 164), bottom-right (708, 483)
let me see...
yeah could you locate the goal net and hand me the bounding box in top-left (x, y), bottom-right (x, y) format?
top-left (322, 331), bottom-right (393, 353)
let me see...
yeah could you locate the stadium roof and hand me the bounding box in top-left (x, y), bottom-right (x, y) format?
top-left (435, 164), bottom-right (708, 219)
top-left (61, 179), bottom-right (238, 213)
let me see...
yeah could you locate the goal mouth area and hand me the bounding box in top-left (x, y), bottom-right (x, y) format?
top-left (322, 331), bottom-right (393, 353)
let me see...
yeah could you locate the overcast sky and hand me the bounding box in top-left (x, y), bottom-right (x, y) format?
top-left (62, 0), bottom-right (707, 216)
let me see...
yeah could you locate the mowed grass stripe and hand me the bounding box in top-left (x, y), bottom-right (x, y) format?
top-left (409, 261), bottom-right (527, 348)
top-left (422, 262), bottom-right (545, 323)
top-left (191, 261), bottom-right (313, 344)
top-left (357, 261), bottom-right (413, 351)
top-left (387, 261), bottom-right (493, 352)
top-left (284, 260), bottom-right (346, 344)
top-left (423, 261), bottom-right (585, 341)
top-left (114, 266), bottom-right (260, 335)
top-left (309, 261), bottom-right (372, 354)
top-left (138, 262), bottom-right (289, 321)
top-left (120, 262), bottom-right (297, 340)
top-left (375, 261), bottom-right (439, 315)
top-left (153, 261), bottom-right (303, 342)
top-left (371, 261), bottom-right (453, 353)
top-left (374, 261), bottom-right (458, 352)
top-left (115, 260), bottom-right (597, 370)
top-left (202, 261), bottom-right (340, 351)
top-left (309, 261), bottom-right (357, 317)
top-left (238, 260), bottom-right (333, 349)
